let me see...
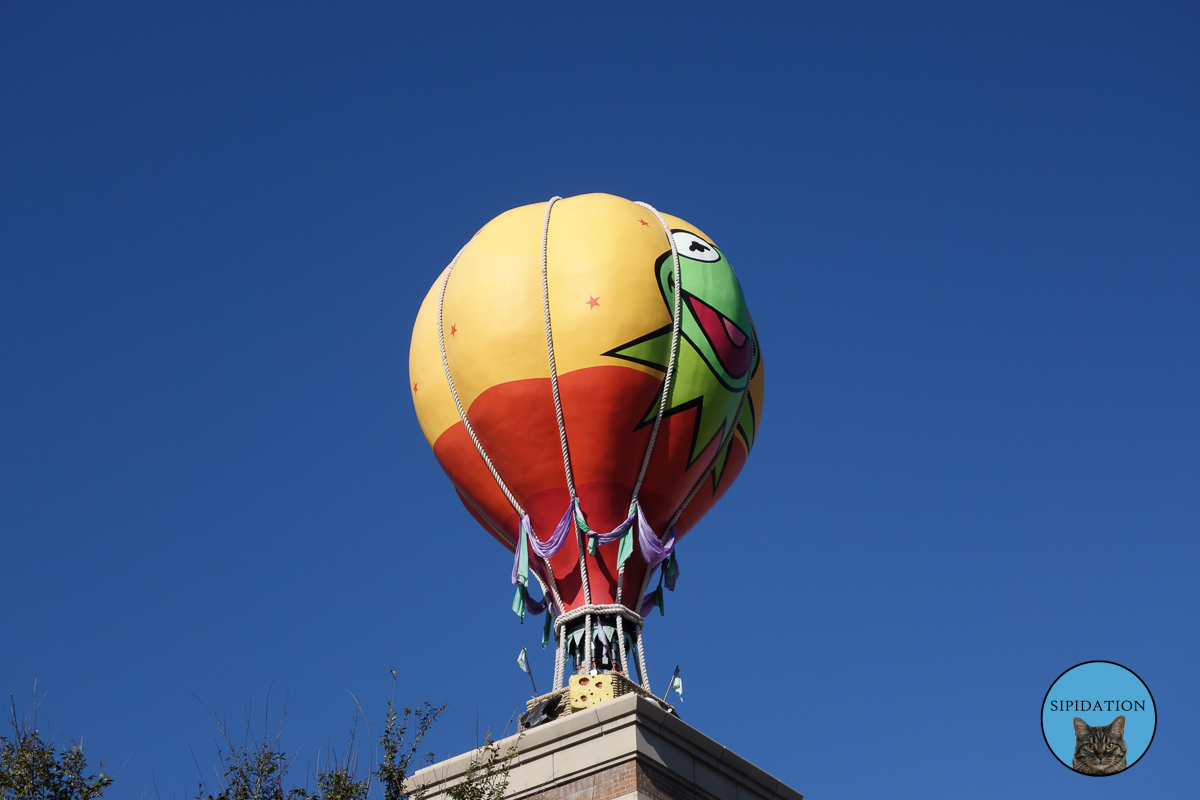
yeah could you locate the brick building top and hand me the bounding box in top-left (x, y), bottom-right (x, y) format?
top-left (410, 694), bottom-right (803, 800)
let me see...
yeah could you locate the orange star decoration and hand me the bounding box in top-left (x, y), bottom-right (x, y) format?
top-left (586, 296), bottom-right (600, 309)
top-left (638, 219), bottom-right (649, 226)
top-left (413, 382), bottom-right (418, 391)
top-left (450, 324), bottom-right (457, 336)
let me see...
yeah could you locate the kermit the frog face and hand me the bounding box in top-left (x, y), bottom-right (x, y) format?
top-left (656, 230), bottom-right (756, 392)
top-left (606, 228), bottom-right (759, 471)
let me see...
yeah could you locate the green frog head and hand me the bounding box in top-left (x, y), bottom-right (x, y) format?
top-left (606, 229), bottom-right (759, 473)
top-left (656, 230), bottom-right (756, 392)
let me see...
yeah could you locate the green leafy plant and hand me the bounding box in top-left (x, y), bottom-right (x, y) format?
top-left (2, 675), bottom-right (515, 800)
top-left (1, 692), bottom-right (113, 800)
top-left (194, 675), bottom-right (456, 800)
top-left (192, 695), bottom-right (295, 800)
top-left (442, 734), bottom-right (518, 800)
top-left (375, 677), bottom-right (443, 800)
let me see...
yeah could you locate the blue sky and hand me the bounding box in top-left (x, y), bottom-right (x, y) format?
top-left (1, 3), bottom-right (1197, 799)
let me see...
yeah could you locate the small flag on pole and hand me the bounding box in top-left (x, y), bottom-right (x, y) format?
top-left (517, 645), bottom-right (538, 696)
top-left (663, 665), bottom-right (683, 702)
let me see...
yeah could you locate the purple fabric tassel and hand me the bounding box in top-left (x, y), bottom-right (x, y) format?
top-left (634, 509), bottom-right (680, 616)
top-left (511, 505), bottom-right (574, 587)
top-left (587, 503), bottom-right (636, 547)
top-left (636, 507), bottom-right (676, 569)
top-left (524, 586), bottom-right (549, 615)
top-left (639, 590), bottom-right (657, 617)
top-left (530, 504), bottom-right (573, 558)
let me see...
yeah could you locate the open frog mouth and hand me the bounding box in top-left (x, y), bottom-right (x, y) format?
top-left (685, 292), bottom-right (751, 379)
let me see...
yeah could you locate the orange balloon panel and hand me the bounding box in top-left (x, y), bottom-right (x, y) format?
top-left (409, 193), bottom-right (764, 614)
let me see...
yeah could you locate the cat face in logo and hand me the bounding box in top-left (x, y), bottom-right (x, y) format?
top-left (1072, 716), bottom-right (1128, 775)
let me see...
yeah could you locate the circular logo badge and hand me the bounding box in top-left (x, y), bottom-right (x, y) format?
top-left (1041, 661), bottom-right (1156, 776)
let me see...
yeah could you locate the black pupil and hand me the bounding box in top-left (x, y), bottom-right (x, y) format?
top-left (689, 241), bottom-right (710, 253)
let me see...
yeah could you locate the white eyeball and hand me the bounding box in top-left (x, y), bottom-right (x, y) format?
top-left (670, 231), bottom-right (721, 262)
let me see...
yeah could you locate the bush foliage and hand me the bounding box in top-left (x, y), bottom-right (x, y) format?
top-left (3, 679), bottom-right (515, 800)
top-left (1, 696), bottom-right (112, 800)
top-left (195, 680), bottom-right (447, 800)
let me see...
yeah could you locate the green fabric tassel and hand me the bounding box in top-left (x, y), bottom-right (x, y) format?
top-left (512, 584), bottom-right (526, 622)
top-left (663, 552), bottom-right (679, 587)
top-left (576, 507), bottom-right (596, 557)
top-left (653, 564), bottom-right (666, 616)
top-left (617, 523), bottom-right (635, 568)
top-left (515, 520), bottom-right (530, 588)
top-left (542, 606), bottom-right (553, 649)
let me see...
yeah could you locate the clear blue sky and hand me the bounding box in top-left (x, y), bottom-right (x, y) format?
top-left (2, 3), bottom-right (1196, 799)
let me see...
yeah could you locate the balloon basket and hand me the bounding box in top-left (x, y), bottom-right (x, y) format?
top-left (552, 605), bottom-right (651, 692)
top-left (519, 672), bottom-right (675, 732)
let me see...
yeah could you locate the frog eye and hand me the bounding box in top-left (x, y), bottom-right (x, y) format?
top-left (670, 230), bottom-right (721, 262)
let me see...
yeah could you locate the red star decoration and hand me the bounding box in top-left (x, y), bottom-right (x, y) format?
top-left (450, 324), bottom-right (457, 336)
top-left (586, 296), bottom-right (600, 309)
top-left (638, 219), bottom-right (650, 226)
top-left (413, 382), bottom-right (418, 391)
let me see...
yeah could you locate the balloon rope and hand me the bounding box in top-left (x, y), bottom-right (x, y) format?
top-left (631, 340), bottom-right (757, 614)
top-left (441, 244), bottom-right (571, 614)
top-left (615, 614), bottom-right (629, 677)
top-left (585, 612), bottom-right (593, 669)
top-left (437, 249), bottom-right (526, 517)
top-left (612, 201), bottom-right (681, 657)
top-left (629, 201), bottom-right (684, 513)
top-left (554, 618), bottom-right (566, 689)
top-left (669, 336), bottom-right (756, 530)
top-left (459, 485), bottom-right (564, 614)
top-left (539, 196), bottom-right (575, 497)
top-left (635, 623), bottom-right (651, 691)
top-left (537, 196), bottom-right (592, 607)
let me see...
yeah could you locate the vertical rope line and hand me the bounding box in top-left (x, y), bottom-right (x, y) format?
top-left (614, 201), bottom-right (680, 646)
top-left (531, 570), bottom-right (551, 609)
top-left (539, 196), bottom-right (575, 497)
top-left (584, 613), bottom-right (593, 669)
top-left (537, 195), bottom-right (593, 607)
top-left (628, 201), bottom-right (683, 512)
top-left (633, 335), bottom-right (753, 606)
top-left (542, 557), bottom-right (565, 616)
top-left (635, 622), bottom-right (650, 691)
top-left (554, 624), bottom-right (566, 689)
top-left (576, 523), bottom-right (593, 605)
top-left (437, 252), bottom-right (525, 517)
top-left (440, 238), bottom-right (579, 619)
top-left (633, 563), bottom-right (655, 640)
top-left (615, 614), bottom-right (628, 675)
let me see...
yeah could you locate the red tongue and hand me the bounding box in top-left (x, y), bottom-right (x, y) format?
top-left (686, 294), bottom-right (751, 378)
top-left (723, 317), bottom-right (747, 347)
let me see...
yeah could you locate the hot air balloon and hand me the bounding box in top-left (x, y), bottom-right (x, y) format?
top-left (409, 193), bottom-right (763, 692)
